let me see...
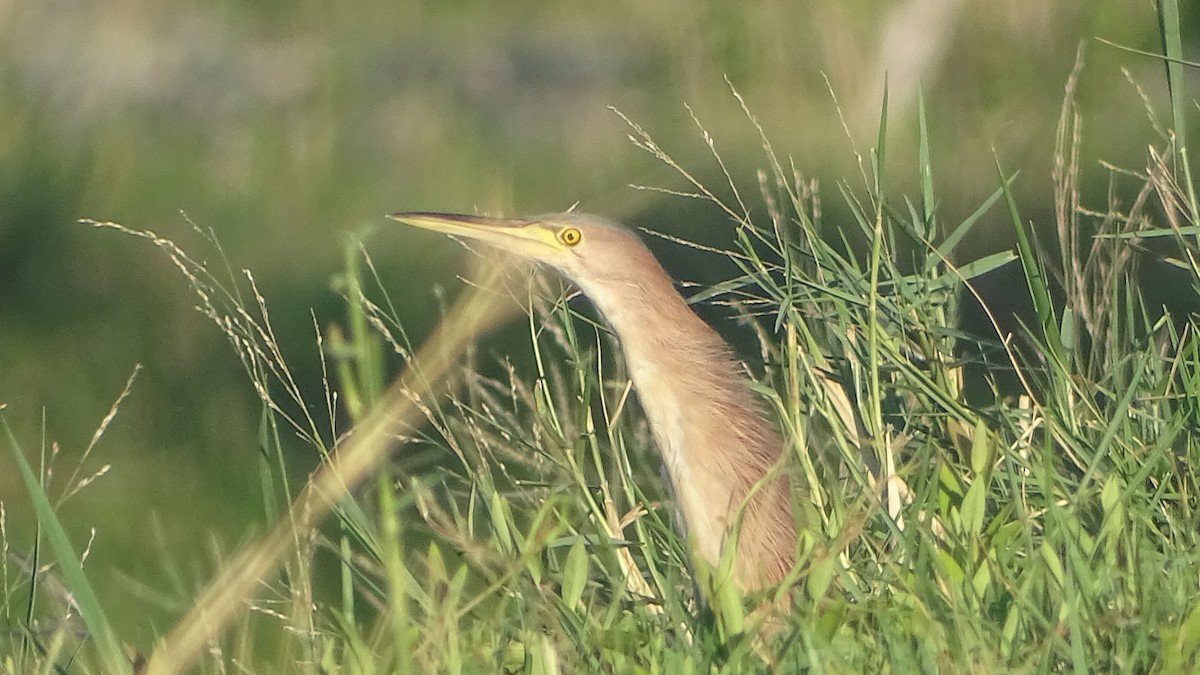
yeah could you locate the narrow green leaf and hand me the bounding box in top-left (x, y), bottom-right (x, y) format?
top-left (807, 555), bottom-right (836, 605)
top-left (4, 419), bottom-right (130, 675)
top-left (971, 562), bottom-right (992, 599)
top-left (935, 549), bottom-right (965, 599)
top-left (1098, 474), bottom-right (1126, 560)
top-left (1040, 542), bottom-right (1065, 587)
top-left (917, 86), bottom-right (936, 235)
top-left (1159, 0), bottom-right (1187, 156)
top-left (875, 78), bottom-right (889, 197)
top-left (561, 538), bottom-right (589, 611)
top-left (490, 491), bottom-right (514, 556)
top-left (1060, 307), bottom-right (1076, 370)
top-left (996, 156), bottom-right (1062, 364)
top-left (427, 540), bottom-right (448, 586)
top-left (969, 420), bottom-right (992, 476)
top-left (961, 479), bottom-right (987, 538)
top-left (934, 172), bottom-right (1020, 260)
top-left (1096, 225), bottom-right (1200, 239)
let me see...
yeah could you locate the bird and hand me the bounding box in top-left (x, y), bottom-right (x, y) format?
top-left (388, 211), bottom-right (798, 591)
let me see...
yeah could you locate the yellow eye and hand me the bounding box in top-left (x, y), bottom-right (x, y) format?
top-left (559, 227), bottom-right (582, 247)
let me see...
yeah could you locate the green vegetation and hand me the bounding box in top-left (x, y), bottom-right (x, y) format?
top-left (3, 1), bottom-right (1199, 673)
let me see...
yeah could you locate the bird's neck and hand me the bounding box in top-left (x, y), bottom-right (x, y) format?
top-left (573, 262), bottom-right (792, 581)
top-left (576, 263), bottom-right (738, 415)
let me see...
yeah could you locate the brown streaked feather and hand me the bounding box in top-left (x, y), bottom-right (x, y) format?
top-left (540, 215), bottom-right (798, 589)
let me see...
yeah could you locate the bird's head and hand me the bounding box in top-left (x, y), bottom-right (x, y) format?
top-left (386, 211), bottom-right (661, 292)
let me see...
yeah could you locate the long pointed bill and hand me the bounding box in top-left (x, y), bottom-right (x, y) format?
top-left (387, 212), bottom-right (528, 234)
top-left (387, 211), bottom-right (561, 257)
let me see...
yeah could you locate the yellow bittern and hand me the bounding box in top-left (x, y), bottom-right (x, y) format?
top-left (388, 211), bottom-right (797, 590)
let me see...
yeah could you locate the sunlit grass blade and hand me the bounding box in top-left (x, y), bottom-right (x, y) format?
top-left (4, 418), bottom-right (130, 675)
top-left (1158, 0), bottom-right (1187, 160)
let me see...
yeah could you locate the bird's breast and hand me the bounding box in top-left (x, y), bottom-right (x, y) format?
top-left (624, 351), bottom-right (737, 567)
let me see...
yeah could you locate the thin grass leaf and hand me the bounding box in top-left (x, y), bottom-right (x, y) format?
top-left (934, 172), bottom-right (1020, 261)
top-left (997, 156), bottom-right (1064, 366)
top-left (917, 86), bottom-right (936, 234)
top-left (4, 419), bottom-right (130, 675)
top-left (1158, 0), bottom-right (1187, 158)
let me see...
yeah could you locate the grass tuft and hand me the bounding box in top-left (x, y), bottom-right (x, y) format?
top-left (4, 14), bottom-right (1199, 671)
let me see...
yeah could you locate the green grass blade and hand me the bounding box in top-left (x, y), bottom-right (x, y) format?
top-left (3, 418), bottom-right (130, 674)
top-left (917, 86), bottom-right (936, 236)
top-left (1158, 0), bottom-right (1186, 158)
top-left (934, 171), bottom-right (1019, 261)
top-left (875, 78), bottom-right (889, 198)
top-left (996, 156), bottom-right (1063, 364)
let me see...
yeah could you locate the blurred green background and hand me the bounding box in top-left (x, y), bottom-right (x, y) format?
top-left (0, 0), bottom-right (1190, 642)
